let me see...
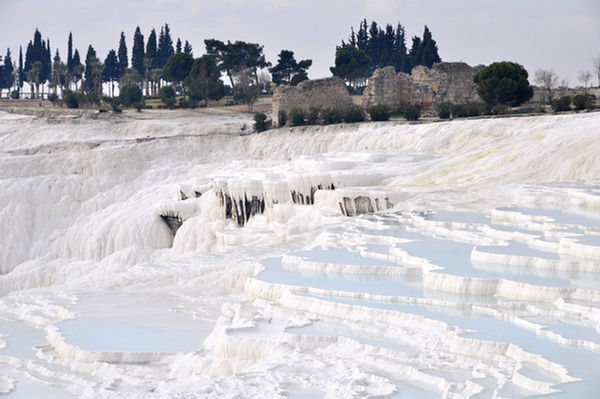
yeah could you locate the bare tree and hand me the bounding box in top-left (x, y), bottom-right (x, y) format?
top-left (578, 70), bottom-right (592, 91)
top-left (593, 56), bottom-right (600, 87)
top-left (534, 69), bottom-right (558, 103)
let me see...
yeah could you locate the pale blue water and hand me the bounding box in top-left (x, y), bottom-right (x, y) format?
top-left (290, 248), bottom-right (399, 267)
top-left (396, 238), bottom-right (572, 287)
top-left (498, 207), bottom-right (600, 228)
top-left (290, 294), bottom-right (600, 398)
top-left (257, 257), bottom-right (424, 298)
top-left (424, 210), bottom-right (490, 225)
top-left (57, 317), bottom-right (199, 352)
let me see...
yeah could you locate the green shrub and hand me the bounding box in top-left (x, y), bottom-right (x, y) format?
top-left (290, 108), bottom-right (306, 126)
top-left (253, 112), bottom-right (268, 132)
top-left (491, 104), bottom-right (509, 115)
top-left (233, 89), bottom-right (257, 107)
top-left (10, 90), bottom-right (20, 99)
top-left (572, 94), bottom-right (594, 111)
top-left (159, 86), bottom-right (176, 108)
top-left (307, 107), bottom-right (321, 125)
top-left (344, 106), bottom-right (365, 123)
top-left (119, 84), bottom-right (143, 107)
top-left (178, 98), bottom-right (198, 109)
top-left (48, 93), bottom-right (59, 105)
top-left (465, 102), bottom-right (483, 117)
top-left (321, 107), bottom-right (344, 125)
top-left (402, 103), bottom-right (421, 121)
top-left (367, 104), bottom-right (390, 121)
top-left (436, 102), bottom-right (452, 119)
top-left (277, 110), bottom-right (287, 127)
top-left (551, 96), bottom-right (571, 112)
top-left (84, 93), bottom-right (100, 106)
top-left (111, 99), bottom-right (122, 113)
top-left (63, 91), bottom-right (79, 109)
top-left (451, 103), bottom-right (467, 118)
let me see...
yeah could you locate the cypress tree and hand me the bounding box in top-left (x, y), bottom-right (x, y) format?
top-left (420, 26), bottom-right (441, 68)
top-left (157, 24), bottom-right (174, 68)
top-left (131, 27), bottom-right (145, 75)
top-left (4, 49), bottom-right (15, 90)
top-left (183, 40), bottom-right (193, 56)
top-left (0, 56), bottom-right (6, 94)
top-left (71, 49), bottom-right (82, 90)
top-left (18, 46), bottom-right (24, 92)
top-left (356, 19), bottom-right (368, 52)
top-left (84, 45), bottom-right (97, 92)
top-left (67, 32), bottom-right (73, 73)
top-left (42, 39), bottom-right (52, 84)
top-left (176, 38), bottom-right (182, 54)
top-left (146, 28), bottom-right (158, 68)
top-left (103, 49), bottom-right (119, 97)
top-left (409, 36), bottom-right (422, 70)
top-left (392, 23), bottom-right (409, 73)
top-left (380, 24), bottom-right (395, 68)
top-left (117, 32), bottom-right (128, 77)
top-left (32, 29), bottom-right (42, 66)
top-left (367, 21), bottom-right (381, 68)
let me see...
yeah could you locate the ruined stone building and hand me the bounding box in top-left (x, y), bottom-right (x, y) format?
top-left (272, 77), bottom-right (352, 126)
top-left (362, 62), bottom-right (484, 114)
top-left (271, 62), bottom-right (485, 123)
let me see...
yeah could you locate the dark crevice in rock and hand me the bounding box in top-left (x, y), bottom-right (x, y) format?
top-left (159, 213), bottom-right (183, 236)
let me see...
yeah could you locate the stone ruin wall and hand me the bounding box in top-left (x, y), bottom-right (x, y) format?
top-left (362, 62), bottom-right (484, 115)
top-left (272, 77), bottom-right (352, 126)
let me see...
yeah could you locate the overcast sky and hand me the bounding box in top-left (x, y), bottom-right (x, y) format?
top-left (1, 0), bottom-right (599, 86)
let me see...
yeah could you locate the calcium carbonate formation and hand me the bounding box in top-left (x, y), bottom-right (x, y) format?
top-left (0, 109), bottom-right (599, 398)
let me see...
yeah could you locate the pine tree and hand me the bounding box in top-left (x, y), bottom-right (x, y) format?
top-left (269, 50), bottom-right (311, 85)
top-left (183, 41), bottom-right (193, 56)
top-left (176, 38), bottom-right (182, 54)
top-left (117, 32), bottom-right (128, 77)
top-left (132, 27), bottom-right (145, 75)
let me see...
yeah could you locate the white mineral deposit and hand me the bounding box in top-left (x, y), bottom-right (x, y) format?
top-left (1, 109), bottom-right (599, 398)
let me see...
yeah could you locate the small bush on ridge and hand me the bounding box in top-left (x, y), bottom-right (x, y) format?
top-left (402, 103), bottom-right (421, 121)
top-left (551, 96), bottom-right (571, 112)
top-left (321, 107), bottom-right (344, 125)
top-left (253, 112), bottom-right (268, 132)
top-left (344, 106), bottom-right (365, 123)
top-left (290, 108), bottom-right (306, 126)
top-left (367, 104), bottom-right (390, 121)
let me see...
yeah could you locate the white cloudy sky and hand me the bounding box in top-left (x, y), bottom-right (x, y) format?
top-left (1, 0), bottom-right (599, 85)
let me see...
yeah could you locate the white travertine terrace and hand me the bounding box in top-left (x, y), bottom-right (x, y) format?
top-left (0, 109), bottom-right (599, 398)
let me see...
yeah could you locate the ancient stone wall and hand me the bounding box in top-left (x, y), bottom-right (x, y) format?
top-left (362, 62), bottom-right (484, 115)
top-left (361, 66), bottom-right (435, 112)
top-left (272, 77), bottom-right (352, 126)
